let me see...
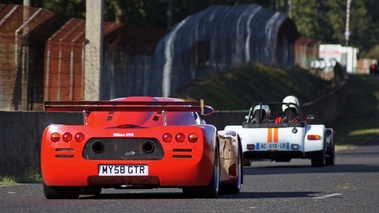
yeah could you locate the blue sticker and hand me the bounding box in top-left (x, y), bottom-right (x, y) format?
top-left (256, 143), bottom-right (260, 150)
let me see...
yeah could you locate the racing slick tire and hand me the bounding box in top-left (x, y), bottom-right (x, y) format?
top-left (183, 142), bottom-right (220, 198)
top-left (43, 182), bottom-right (80, 199)
top-left (243, 158), bottom-right (251, 166)
top-left (326, 140), bottom-right (335, 166)
top-left (311, 149), bottom-right (326, 167)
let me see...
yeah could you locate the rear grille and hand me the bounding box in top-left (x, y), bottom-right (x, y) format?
top-left (82, 138), bottom-right (164, 160)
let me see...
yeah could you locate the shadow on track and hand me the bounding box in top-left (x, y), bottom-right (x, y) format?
top-left (79, 190), bottom-right (320, 200)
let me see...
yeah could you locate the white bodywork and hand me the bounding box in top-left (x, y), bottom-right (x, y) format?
top-left (224, 102), bottom-right (335, 167)
top-left (225, 123), bottom-right (325, 155)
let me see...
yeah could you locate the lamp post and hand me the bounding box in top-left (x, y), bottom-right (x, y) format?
top-left (345, 0), bottom-right (351, 47)
top-left (344, 0), bottom-right (351, 72)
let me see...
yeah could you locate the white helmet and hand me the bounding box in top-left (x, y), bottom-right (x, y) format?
top-left (282, 95), bottom-right (299, 112)
top-left (253, 104), bottom-right (270, 118)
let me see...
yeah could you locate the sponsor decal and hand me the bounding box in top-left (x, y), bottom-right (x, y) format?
top-left (267, 128), bottom-right (279, 142)
top-left (113, 132), bottom-right (134, 137)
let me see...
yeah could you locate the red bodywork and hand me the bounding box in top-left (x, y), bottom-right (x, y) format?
top-left (41, 97), bottom-right (241, 196)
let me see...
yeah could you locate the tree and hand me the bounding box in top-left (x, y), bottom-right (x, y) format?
top-left (4, 0), bottom-right (379, 55)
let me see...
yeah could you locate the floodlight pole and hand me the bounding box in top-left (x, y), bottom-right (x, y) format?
top-left (344, 0), bottom-right (351, 47)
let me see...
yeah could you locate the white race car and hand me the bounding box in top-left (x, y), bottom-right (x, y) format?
top-left (225, 101), bottom-right (335, 167)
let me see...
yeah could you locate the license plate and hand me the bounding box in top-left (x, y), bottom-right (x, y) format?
top-left (258, 143), bottom-right (289, 150)
top-left (98, 165), bottom-right (148, 176)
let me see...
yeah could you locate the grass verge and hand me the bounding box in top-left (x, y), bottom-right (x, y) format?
top-left (172, 63), bottom-right (333, 110)
top-left (0, 168), bottom-right (42, 186)
top-left (331, 74), bottom-right (379, 147)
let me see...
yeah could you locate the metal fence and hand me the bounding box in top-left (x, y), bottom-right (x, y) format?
top-left (44, 19), bottom-right (126, 101)
top-left (0, 4), bottom-right (66, 111)
top-left (0, 3), bottom-right (321, 111)
top-left (155, 4), bottom-right (301, 96)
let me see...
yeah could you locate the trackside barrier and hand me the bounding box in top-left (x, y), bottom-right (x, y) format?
top-left (0, 112), bottom-right (82, 176)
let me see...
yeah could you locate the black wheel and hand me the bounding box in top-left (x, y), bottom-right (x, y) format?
top-left (325, 129), bottom-right (335, 166)
top-left (243, 158), bottom-right (251, 166)
top-left (183, 142), bottom-right (220, 198)
top-left (43, 182), bottom-right (80, 199)
top-left (311, 150), bottom-right (326, 167)
top-left (220, 142), bottom-right (242, 194)
top-left (203, 142), bottom-right (220, 197)
top-left (326, 140), bottom-right (335, 166)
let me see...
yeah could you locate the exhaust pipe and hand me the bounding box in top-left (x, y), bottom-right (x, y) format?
top-left (92, 141), bottom-right (105, 153)
top-left (142, 141), bottom-right (155, 153)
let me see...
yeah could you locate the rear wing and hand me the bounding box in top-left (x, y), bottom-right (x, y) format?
top-left (44, 99), bottom-right (214, 115)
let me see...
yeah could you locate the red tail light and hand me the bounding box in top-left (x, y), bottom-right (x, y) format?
top-left (247, 144), bottom-right (255, 149)
top-left (163, 133), bottom-right (173, 142)
top-left (50, 132), bottom-right (60, 142)
top-left (175, 133), bottom-right (185, 142)
top-left (62, 132), bottom-right (73, 142)
top-left (75, 132), bottom-right (85, 142)
top-left (307, 134), bottom-right (321, 140)
top-left (188, 133), bottom-right (198, 142)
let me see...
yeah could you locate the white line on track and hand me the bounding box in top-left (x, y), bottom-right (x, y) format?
top-left (312, 193), bottom-right (342, 200)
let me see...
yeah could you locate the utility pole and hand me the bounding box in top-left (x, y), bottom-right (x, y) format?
top-left (285, 0), bottom-right (292, 18)
top-left (84, 0), bottom-right (104, 100)
top-left (345, 0), bottom-right (351, 47)
top-left (344, 0), bottom-right (351, 71)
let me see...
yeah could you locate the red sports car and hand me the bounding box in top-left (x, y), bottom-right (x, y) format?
top-left (41, 96), bottom-right (243, 198)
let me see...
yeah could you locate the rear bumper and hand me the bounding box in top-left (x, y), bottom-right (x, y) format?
top-left (42, 156), bottom-right (214, 187)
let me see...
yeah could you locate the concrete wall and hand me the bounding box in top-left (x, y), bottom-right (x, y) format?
top-left (0, 112), bottom-right (82, 176)
top-left (0, 79), bottom-right (348, 176)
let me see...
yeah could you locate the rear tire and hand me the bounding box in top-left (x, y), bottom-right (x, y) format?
top-left (326, 141), bottom-right (335, 166)
top-left (43, 182), bottom-right (80, 199)
top-left (311, 150), bottom-right (326, 167)
top-left (183, 142), bottom-right (220, 198)
top-left (243, 158), bottom-right (251, 166)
